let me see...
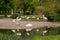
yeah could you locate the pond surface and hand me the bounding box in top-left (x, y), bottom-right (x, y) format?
top-left (0, 27), bottom-right (60, 40)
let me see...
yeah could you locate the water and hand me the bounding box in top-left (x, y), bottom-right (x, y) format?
top-left (0, 27), bottom-right (60, 40)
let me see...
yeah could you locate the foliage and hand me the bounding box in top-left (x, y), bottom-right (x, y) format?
top-left (0, 0), bottom-right (12, 17)
top-left (0, 15), bottom-right (5, 19)
top-left (34, 0), bottom-right (60, 22)
top-left (20, 0), bottom-right (39, 14)
top-left (10, 13), bottom-right (20, 19)
top-left (45, 13), bottom-right (60, 22)
top-left (0, 0), bottom-right (60, 21)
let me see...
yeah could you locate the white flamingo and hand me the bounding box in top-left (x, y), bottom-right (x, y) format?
top-left (16, 33), bottom-right (21, 36)
top-left (12, 19), bottom-right (16, 23)
top-left (42, 15), bottom-right (47, 20)
top-left (19, 18), bottom-right (22, 21)
top-left (42, 30), bottom-right (47, 35)
top-left (16, 17), bottom-right (19, 21)
top-left (26, 29), bottom-right (32, 31)
top-left (26, 23), bottom-right (33, 27)
top-left (12, 30), bottom-right (16, 33)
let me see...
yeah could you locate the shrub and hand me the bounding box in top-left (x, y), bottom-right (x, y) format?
top-left (10, 13), bottom-right (20, 19)
top-left (0, 15), bottom-right (5, 18)
top-left (46, 13), bottom-right (60, 22)
top-left (47, 16), bottom-right (58, 22)
top-left (46, 27), bottom-right (58, 35)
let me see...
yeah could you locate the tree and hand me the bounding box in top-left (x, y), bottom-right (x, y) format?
top-left (0, 0), bottom-right (11, 17)
top-left (11, 0), bottom-right (39, 14)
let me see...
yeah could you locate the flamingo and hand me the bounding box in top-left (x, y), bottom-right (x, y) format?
top-left (26, 29), bottom-right (32, 31)
top-left (26, 23), bottom-right (33, 27)
top-left (16, 17), bottom-right (19, 21)
top-left (42, 30), bottom-right (47, 35)
top-left (42, 15), bottom-right (47, 20)
top-left (19, 18), bottom-right (22, 21)
top-left (16, 33), bottom-right (21, 36)
top-left (12, 30), bottom-right (16, 33)
top-left (12, 19), bottom-right (16, 23)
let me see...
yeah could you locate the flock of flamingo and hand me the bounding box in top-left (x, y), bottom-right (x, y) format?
top-left (11, 15), bottom-right (47, 36)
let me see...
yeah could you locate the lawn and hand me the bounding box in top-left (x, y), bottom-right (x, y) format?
top-left (32, 35), bottom-right (60, 40)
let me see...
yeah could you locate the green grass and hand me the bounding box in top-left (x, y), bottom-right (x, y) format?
top-left (32, 35), bottom-right (60, 40)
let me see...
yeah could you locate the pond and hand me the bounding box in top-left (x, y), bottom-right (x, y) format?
top-left (0, 27), bottom-right (60, 40)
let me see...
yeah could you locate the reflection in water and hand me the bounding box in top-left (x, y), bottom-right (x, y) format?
top-left (0, 27), bottom-right (60, 40)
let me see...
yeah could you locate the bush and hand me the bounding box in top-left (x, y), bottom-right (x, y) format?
top-left (0, 15), bottom-right (5, 19)
top-left (47, 16), bottom-right (58, 22)
top-left (46, 27), bottom-right (58, 35)
top-left (46, 13), bottom-right (60, 22)
top-left (10, 13), bottom-right (20, 19)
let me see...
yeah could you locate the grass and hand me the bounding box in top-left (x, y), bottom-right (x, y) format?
top-left (32, 35), bottom-right (60, 40)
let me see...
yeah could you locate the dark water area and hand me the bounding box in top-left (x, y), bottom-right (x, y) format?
top-left (0, 27), bottom-right (60, 40)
